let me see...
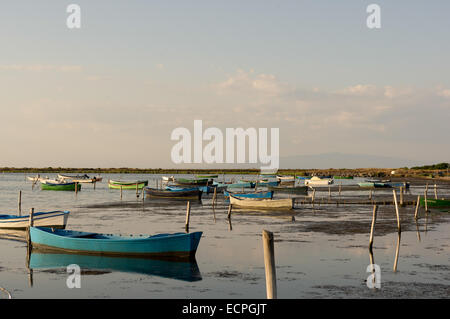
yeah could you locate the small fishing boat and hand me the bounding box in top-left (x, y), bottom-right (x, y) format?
top-left (358, 182), bottom-right (391, 188)
top-left (223, 190), bottom-right (274, 199)
top-left (267, 185), bottom-right (308, 194)
top-left (145, 187), bottom-right (203, 200)
top-left (41, 180), bottom-right (82, 191)
top-left (166, 185), bottom-right (219, 194)
top-left (304, 176), bottom-right (333, 186)
top-left (0, 211), bottom-right (69, 229)
top-left (29, 252), bottom-right (202, 282)
top-left (419, 198), bottom-right (450, 208)
top-left (276, 175), bottom-right (295, 181)
top-left (229, 195), bottom-right (294, 209)
top-left (108, 180), bottom-right (148, 189)
top-left (196, 174), bottom-right (218, 179)
top-left (30, 227), bottom-right (203, 259)
top-left (162, 176), bottom-right (175, 182)
top-left (58, 174), bottom-right (102, 183)
top-left (333, 176), bottom-right (354, 179)
top-left (296, 176), bottom-right (311, 180)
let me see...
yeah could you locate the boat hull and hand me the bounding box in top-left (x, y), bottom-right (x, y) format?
top-left (224, 190), bottom-right (273, 199)
top-left (41, 182), bottom-right (81, 191)
top-left (419, 198), bottom-right (450, 208)
top-left (145, 188), bottom-right (203, 200)
top-left (229, 196), bottom-right (294, 209)
top-left (30, 227), bottom-right (203, 259)
top-left (108, 180), bottom-right (148, 189)
top-left (0, 211), bottom-right (69, 229)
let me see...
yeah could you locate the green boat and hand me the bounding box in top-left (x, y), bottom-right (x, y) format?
top-left (41, 181), bottom-right (81, 191)
top-left (333, 176), bottom-right (354, 179)
top-left (196, 174), bottom-right (218, 179)
top-left (419, 198), bottom-right (450, 208)
top-left (108, 180), bottom-right (148, 189)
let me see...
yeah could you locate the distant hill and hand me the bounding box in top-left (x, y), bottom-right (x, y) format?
top-left (279, 152), bottom-right (429, 169)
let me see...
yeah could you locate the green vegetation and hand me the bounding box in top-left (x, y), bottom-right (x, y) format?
top-left (411, 163), bottom-right (449, 170)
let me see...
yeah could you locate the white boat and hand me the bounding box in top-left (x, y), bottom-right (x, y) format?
top-left (58, 174), bottom-right (102, 183)
top-left (229, 195), bottom-right (294, 209)
top-left (162, 176), bottom-right (175, 182)
top-left (304, 176), bottom-right (333, 186)
top-left (0, 211), bottom-right (70, 229)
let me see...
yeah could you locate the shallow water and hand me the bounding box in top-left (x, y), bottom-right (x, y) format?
top-left (0, 173), bottom-right (448, 299)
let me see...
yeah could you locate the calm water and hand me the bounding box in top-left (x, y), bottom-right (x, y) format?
top-left (0, 173), bottom-right (448, 299)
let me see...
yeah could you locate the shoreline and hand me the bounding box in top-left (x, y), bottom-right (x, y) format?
top-left (1, 167), bottom-right (449, 181)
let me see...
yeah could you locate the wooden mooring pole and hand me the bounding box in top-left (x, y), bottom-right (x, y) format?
top-left (393, 233), bottom-right (401, 272)
top-left (185, 201), bottom-right (191, 233)
top-left (369, 205), bottom-right (378, 251)
top-left (434, 184), bottom-right (437, 200)
top-left (262, 230), bottom-right (277, 299)
top-left (18, 190), bottom-right (22, 216)
top-left (227, 204), bottom-right (233, 219)
top-left (424, 190), bottom-right (428, 213)
top-left (414, 195), bottom-right (420, 220)
top-left (120, 186), bottom-right (123, 200)
top-left (392, 189), bottom-right (401, 233)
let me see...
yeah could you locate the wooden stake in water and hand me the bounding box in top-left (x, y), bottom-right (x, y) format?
top-left (227, 204), bottom-right (233, 219)
top-left (136, 182), bottom-right (139, 198)
top-left (369, 205), bottom-right (378, 251)
top-left (212, 187), bottom-right (217, 207)
top-left (393, 233), bottom-right (401, 272)
top-left (120, 186), bottom-right (123, 200)
top-left (414, 195), bottom-right (420, 220)
top-left (262, 230), bottom-right (277, 299)
top-left (18, 190), bottom-right (22, 216)
top-left (26, 208), bottom-right (34, 249)
top-left (399, 187), bottom-right (404, 207)
top-left (434, 184), bottom-right (437, 200)
top-left (185, 201), bottom-right (191, 233)
top-left (392, 189), bottom-right (401, 233)
top-left (75, 182), bottom-right (78, 195)
top-left (424, 190), bottom-right (428, 213)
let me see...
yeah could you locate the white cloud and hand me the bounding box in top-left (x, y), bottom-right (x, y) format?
top-left (335, 84), bottom-right (378, 96)
top-left (215, 69), bottom-right (287, 97)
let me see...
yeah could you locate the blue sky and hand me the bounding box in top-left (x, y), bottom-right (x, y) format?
top-left (0, 1), bottom-right (449, 168)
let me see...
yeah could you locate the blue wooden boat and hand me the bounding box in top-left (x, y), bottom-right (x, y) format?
top-left (256, 181), bottom-right (280, 187)
top-left (29, 252), bottom-right (202, 282)
top-left (30, 227), bottom-right (203, 259)
top-left (223, 190), bottom-right (274, 199)
top-left (387, 182), bottom-right (410, 189)
top-left (166, 185), bottom-right (217, 194)
top-left (0, 211), bottom-right (69, 229)
top-left (296, 176), bottom-right (311, 180)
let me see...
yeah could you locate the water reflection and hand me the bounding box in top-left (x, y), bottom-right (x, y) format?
top-left (29, 251), bottom-right (202, 282)
top-left (393, 233), bottom-right (401, 272)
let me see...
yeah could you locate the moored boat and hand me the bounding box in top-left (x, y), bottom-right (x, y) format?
top-left (358, 182), bottom-right (391, 188)
top-left (41, 181), bottom-right (82, 191)
top-left (108, 180), bottom-right (148, 189)
top-left (30, 227), bottom-right (203, 259)
top-left (213, 181), bottom-right (256, 189)
top-left (0, 211), bottom-right (70, 229)
top-left (229, 195), bottom-right (294, 209)
top-left (223, 190), bottom-right (274, 199)
top-left (58, 174), bottom-right (102, 183)
top-left (145, 187), bottom-right (203, 200)
top-left (304, 176), bottom-right (333, 186)
top-left (333, 176), bottom-right (354, 179)
top-left (419, 198), bottom-right (450, 208)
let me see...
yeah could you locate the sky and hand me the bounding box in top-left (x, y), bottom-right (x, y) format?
top-left (0, 1), bottom-right (449, 168)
